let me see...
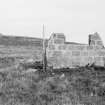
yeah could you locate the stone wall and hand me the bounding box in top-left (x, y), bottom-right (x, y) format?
top-left (46, 32), bottom-right (105, 68)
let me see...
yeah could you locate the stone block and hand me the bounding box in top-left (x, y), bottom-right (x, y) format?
top-left (64, 51), bottom-right (72, 57)
top-left (68, 45), bottom-right (74, 50)
top-left (68, 45), bottom-right (86, 51)
top-left (82, 57), bottom-right (89, 64)
top-left (96, 51), bottom-right (105, 56)
top-left (47, 51), bottom-right (53, 57)
top-left (81, 51), bottom-right (88, 56)
top-left (88, 57), bottom-right (94, 64)
top-left (94, 57), bottom-right (102, 63)
top-left (87, 46), bottom-right (94, 50)
top-left (54, 39), bottom-right (65, 44)
top-left (88, 51), bottom-right (95, 56)
top-left (90, 33), bottom-right (101, 40)
top-left (96, 41), bottom-right (103, 47)
top-left (66, 60), bottom-right (72, 67)
top-left (48, 45), bottom-right (55, 50)
top-left (95, 60), bottom-right (105, 66)
top-left (58, 45), bottom-right (67, 50)
top-left (75, 45), bottom-right (87, 50)
top-left (71, 61), bottom-right (80, 67)
top-left (97, 41), bottom-right (103, 45)
top-left (90, 40), bottom-right (95, 45)
top-left (72, 51), bottom-right (80, 56)
top-left (92, 36), bottom-right (99, 40)
top-left (94, 46), bottom-right (103, 50)
top-left (53, 51), bottom-right (63, 57)
top-left (72, 57), bottom-right (81, 62)
top-left (95, 57), bottom-right (101, 60)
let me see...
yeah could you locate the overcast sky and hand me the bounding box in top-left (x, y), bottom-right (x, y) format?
top-left (0, 0), bottom-right (105, 44)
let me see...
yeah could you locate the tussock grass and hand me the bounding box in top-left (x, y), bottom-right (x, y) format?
top-left (0, 64), bottom-right (105, 105)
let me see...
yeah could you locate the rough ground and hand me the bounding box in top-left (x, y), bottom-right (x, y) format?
top-left (0, 63), bottom-right (104, 105)
top-left (0, 34), bottom-right (104, 105)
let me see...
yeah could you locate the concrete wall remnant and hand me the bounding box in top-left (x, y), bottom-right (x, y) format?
top-left (47, 32), bottom-right (105, 68)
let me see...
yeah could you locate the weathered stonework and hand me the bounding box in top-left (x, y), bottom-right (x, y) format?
top-left (47, 32), bottom-right (105, 68)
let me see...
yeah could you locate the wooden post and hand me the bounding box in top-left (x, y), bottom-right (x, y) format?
top-left (42, 24), bottom-right (47, 72)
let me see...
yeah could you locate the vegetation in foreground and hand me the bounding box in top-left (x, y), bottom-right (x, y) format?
top-left (0, 62), bottom-right (105, 105)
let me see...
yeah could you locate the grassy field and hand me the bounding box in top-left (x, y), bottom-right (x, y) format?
top-left (0, 34), bottom-right (105, 105)
top-left (0, 34), bottom-right (44, 68)
top-left (0, 64), bottom-right (104, 105)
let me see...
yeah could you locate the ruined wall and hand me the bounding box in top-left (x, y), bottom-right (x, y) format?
top-left (47, 33), bottom-right (105, 68)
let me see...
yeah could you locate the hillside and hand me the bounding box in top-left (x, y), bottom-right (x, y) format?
top-left (0, 34), bottom-right (47, 68)
top-left (0, 34), bottom-right (44, 47)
